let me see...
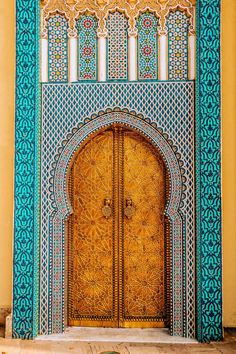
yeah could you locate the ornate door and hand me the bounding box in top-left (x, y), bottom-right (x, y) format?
top-left (68, 125), bottom-right (168, 328)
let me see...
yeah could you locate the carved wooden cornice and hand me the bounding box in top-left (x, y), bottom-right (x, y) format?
top-left (41, 0), bottom-right (196, 38)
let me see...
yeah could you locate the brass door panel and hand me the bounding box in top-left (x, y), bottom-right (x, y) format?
top-left (68, 131), bottom-right (119, 327)
top-left (120, 131), bottom-right (166, 328)
top-left (68, 126), bottom-right (168, 328)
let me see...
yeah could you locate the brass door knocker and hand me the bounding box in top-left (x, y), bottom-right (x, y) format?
top-left (124, 197), bottom-right (135, 219)
top-left (102, 198), bottom-right (112, 219)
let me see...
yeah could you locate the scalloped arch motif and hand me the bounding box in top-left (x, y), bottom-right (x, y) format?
top-left (13, 0), bottom-right (222, 343)
top-left (52, 109), bottom-right (186, 214)
top-left (49, 109), bottom-right (185, 335)
top-left (40, 0), bottom-right (196, 37)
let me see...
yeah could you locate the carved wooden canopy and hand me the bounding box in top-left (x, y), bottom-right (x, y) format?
top-left (41, 0), bottom-right (196, 37)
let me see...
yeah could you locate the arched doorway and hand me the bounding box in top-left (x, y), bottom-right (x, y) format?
top-left (67, 124), bottom-right (170, 328)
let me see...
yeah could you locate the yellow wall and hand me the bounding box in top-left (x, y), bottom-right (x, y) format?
top-left (0, 0), bottom-right (236, 327)
top-left (0, 1), bottom-right (14, 307)
top-left (222, 0), bottom-right (236, 327)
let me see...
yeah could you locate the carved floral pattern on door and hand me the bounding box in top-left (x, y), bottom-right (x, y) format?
top-left (68, 126), bottom-right (168, 328)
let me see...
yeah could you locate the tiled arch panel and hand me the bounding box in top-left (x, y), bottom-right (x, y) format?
top-left (49, 110), bottom-right (184, 335)
top-left (40, 81), bottom-right (195, 337)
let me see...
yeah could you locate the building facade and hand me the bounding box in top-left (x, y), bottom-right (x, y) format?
top-left (0, 0), bottom-right (228, 343)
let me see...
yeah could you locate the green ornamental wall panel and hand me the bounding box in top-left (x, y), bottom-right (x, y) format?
top-left (13, 0), bottom-right (222, 341)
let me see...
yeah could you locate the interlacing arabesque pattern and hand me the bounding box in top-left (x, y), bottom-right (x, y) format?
top-left (196, 0), bottom-right (222, 342)
top-left (13, 0), bottom-right (40, 339)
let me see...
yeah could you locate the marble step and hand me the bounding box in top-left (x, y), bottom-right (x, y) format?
top-left (36, 327), bottom-right (197, 344)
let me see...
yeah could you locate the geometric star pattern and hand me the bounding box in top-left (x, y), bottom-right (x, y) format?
top-left (107, 12), bottom-right (128, 80)
top-left (48, 15), bottom-right (68, 82)
top-left (137, 12), bottom-right (159, 80)
top-left (77, 15), bottom-right (98, 81)
top-left (167, 11), bottom-right (189, 80)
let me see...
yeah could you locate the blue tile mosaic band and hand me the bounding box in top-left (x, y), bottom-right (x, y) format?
top-left (13, 0), bottom-right (40, 339)
top-left (196, 0), bottom-right (222, 342)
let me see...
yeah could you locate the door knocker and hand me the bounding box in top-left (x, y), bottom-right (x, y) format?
top-left (124, 197), bottom-right (135, 219)
top-left (102, 198), bottom-right (112, 219)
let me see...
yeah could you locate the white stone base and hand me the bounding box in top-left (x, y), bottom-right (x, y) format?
top-left (36, 327), bottom-right (197, 344)
top-left (5, 313), bottom-right (12, 339)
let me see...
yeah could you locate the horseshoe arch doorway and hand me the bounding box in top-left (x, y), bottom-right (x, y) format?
top-left (66, 124), bottom-right (170, 328)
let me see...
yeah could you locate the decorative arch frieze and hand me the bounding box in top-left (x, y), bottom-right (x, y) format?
top-left (49, 108), bottom-right (186, 336)
top-left (52, 108), bottom-right (186, 216)
top-left (41, 0), bottom-right (195, 38)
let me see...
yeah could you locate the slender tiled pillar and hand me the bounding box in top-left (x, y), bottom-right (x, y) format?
top-left (41, 38), bottom-right (48, 82)
top-left (159, 34), bottom-right (168, 80)
top-left (98, 36), bottom-right (107, 81)
top-left (128, 33), bottom-right (138, 81)
top-left (69, 37), bottom-right (77, 82)
top-left (188, 34), bottom-right (196, 80)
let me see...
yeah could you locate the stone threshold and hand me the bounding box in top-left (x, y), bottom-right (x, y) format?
top-left (36, 327), bottom-right (198, 344)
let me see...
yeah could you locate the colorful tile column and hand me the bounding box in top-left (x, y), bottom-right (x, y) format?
top-left (196, 0), bottom-right (222, 342)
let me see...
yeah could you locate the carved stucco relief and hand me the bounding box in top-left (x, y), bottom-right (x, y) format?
top-left (41, 0), bottom-right (195, 37)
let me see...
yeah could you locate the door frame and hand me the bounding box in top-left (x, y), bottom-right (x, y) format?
top-left (13, 0), bottom-right (222, 342)
top-left (66, 125), bottom-right (170, 329)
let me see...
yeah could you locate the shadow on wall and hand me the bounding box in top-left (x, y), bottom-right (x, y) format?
top-left (0, 308), bottom-right (11, 327)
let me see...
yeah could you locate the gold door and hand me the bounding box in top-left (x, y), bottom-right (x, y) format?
top-left (68, 125), bottom-right (168, 328)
